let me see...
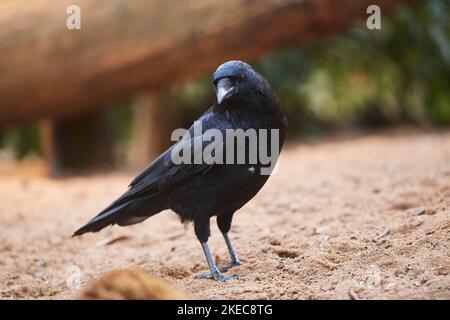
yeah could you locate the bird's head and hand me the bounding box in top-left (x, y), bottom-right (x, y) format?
top-left (211, 60), bottom-right (263, 105)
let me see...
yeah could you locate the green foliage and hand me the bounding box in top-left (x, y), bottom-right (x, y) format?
top-left (260, 0), bottom-right (449, 131)
top-left (0, 125), bottom-right (42, 159)
top-left (106, 101), bottom-right (134, 145)
top-left (167, 1), bottom-right (450, 136)
top-left (106, 101), bottom-right (134, 165)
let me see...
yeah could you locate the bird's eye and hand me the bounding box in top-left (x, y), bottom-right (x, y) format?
top-left (213, 75), bottom-right (243, 87)
top-left (231, 75), bottom-right (245, 83)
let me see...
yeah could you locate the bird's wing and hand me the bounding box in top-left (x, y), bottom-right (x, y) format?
top-left (112, 108), bottom-right (229, 206)
top-left (79, 107), bottom-right (232, 229)
top-left (130, 138), bottom-right (216, 193)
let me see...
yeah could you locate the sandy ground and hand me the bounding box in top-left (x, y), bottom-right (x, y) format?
top-left (0, 130), bottom-right (449, 300)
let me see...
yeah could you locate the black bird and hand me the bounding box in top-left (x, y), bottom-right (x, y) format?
top-left (73, 61), bottom-right (288, 281)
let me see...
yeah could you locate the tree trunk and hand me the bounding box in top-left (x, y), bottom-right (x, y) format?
top-left (40, 110), bottom-right (114, 176)
top-left (0, 0), bottom-right (420, 127)
top-left (127, 94), bottom-right (174, 171)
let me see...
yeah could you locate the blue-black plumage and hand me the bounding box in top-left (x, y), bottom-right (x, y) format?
top-left (73, 61), bottom-right (288, 281)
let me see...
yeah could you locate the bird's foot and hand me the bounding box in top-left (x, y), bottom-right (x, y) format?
top-left (194, 271), bottom-right (239, 282)
top-left (220, 259), bottom-right (242, 273)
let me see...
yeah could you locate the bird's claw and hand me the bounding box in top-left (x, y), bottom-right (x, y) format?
top-left (194, 272), bottom-right (214, 280)
top-left (194, 271), bottom-right (239, 282)
top-left (220, 259), bottom-right (242, 273)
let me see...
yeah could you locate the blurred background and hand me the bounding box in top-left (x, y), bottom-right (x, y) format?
top-left (2, 0), bottom-right (449, 301)
top-left (0, 0), bottom-right (448, 176)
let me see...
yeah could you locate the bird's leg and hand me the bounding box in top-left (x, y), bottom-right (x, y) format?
top-left (220, 233), bottom-right (242, 272)
top-left (217, 212), bottom-right (242, 273)
top-left (193, 216), bottom-right (238, 282)
top-left (194, 242), bottom-right (238, 281)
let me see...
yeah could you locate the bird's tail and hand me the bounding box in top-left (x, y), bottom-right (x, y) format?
top-left (72, 195), bottom-right (166, 237)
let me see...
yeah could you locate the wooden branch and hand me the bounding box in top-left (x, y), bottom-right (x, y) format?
top-left (40, 110), bottom-right (114, 176)
top-left (0, 0), bottom-right (420, 126)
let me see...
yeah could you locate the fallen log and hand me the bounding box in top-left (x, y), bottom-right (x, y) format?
top-left (0, 0), bottom-right (420, 127)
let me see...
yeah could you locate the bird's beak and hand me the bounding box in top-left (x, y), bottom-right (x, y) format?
top-left (216, 77), bottom-right (238, 104)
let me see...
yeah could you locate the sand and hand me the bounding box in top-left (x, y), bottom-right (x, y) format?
top-left (0, 130), bottom-right (449, 299)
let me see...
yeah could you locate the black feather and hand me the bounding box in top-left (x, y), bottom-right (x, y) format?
top-left (73, 61), bottom-right (287, 243)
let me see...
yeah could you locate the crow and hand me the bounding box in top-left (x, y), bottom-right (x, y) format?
top-left (73, 61), bottom-right (288, 281)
